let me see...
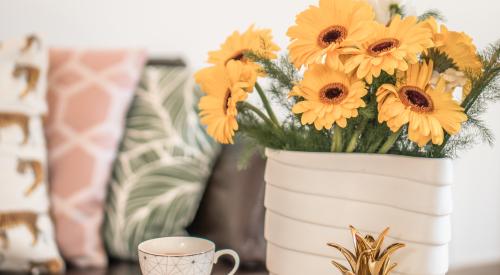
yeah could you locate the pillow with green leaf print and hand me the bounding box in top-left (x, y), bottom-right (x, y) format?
top-left (104, 61), bottom-right (220, 259)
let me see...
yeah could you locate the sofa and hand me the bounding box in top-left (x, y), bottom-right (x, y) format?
top-left (66, 144), bottom-right (268, 275)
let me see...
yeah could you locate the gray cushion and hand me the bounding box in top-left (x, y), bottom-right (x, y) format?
top-left (189, 144), bottom-right (267, 268)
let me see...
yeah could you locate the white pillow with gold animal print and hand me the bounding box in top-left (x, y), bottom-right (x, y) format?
top-left (0, 35), bottom-right (64, 274)
top-left (0, 35), bottom-right (48, 115)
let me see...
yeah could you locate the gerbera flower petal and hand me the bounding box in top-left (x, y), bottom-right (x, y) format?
top-left (424, 20), bottom-right (482, 74)
top-left (195, 62), bottom-right (256, 144)
top-left (287, 0), bottom-right (375, 69)
top-left (208, 25), bottom-right (280, 66)
top-left (429, 116), bottom-right (445, 145)
top-left (290, 64), bottom-right (367, 130)
top-left (346, 15), bottom-right (433, 84)
top-left (377, 61), bottom-right (467, 147)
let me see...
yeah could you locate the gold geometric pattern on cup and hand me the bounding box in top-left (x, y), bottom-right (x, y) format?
top-left (139, 251), bottom-right (214, 275)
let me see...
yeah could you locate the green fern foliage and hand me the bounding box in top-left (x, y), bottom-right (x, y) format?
top-left (418, 9), bottom-right (445, 22)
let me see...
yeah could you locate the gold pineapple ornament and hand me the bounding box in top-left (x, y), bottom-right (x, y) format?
top-left (328, 226), bottom-right (405, 275)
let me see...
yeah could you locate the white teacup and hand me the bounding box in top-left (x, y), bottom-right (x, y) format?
top-left (138, 237), bottom-right (240, 275)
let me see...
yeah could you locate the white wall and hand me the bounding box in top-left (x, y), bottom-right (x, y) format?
top-left (1, 0), bottom-right (498, 269)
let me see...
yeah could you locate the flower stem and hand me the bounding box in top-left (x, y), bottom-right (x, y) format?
top-left (330, 134), bottom-right (335, 152)
top-left (378, 128), bottom-right (403, 154)
top-left (239, 101), bottom-right (276, 128)
top-left (255, 82), bottom-right (280, 126)
top-left (367, 137), bottom-right (384, 153)
top-left (346, 119), bottom-right (368, 153)
top-left (331, 124), bottom-right (344, 152)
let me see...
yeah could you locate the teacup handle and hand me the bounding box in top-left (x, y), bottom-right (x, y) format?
top-left (214, 249), bottom-right (240, 275)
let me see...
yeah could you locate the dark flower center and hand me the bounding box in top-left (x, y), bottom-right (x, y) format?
top-left (399, 86), bottom-right (433, 112)
top-left (232, 52), bottom-right (245, 61)
top-left (318, 26), bottom-right (348, 48)
top-left (325, 88), bottom-right (343, 99)
top-left (320, 83), bottom-right (348, 104)
top-left (406, 91), bottom-right (429, 107)
top-left (223, 89), bottom-right (231, 114)
top-left (368, 38), bottom-right (400, 56)
top-left (226, 50), bottom-right (248, 64)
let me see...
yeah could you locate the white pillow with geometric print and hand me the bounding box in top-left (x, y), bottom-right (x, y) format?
top-left (0, 35), bottom-right (64, 274)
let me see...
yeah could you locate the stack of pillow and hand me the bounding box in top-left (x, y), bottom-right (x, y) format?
top-left (0, 35), bottom-right (219, 273)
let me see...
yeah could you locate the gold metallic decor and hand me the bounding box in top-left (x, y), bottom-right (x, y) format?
top-left (328, 226), bottom-right (405, 275)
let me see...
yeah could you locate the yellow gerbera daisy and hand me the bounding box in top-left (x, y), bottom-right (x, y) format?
top-left (291, 64), bottom-right (367, 130)
top-left (377, 61), bottom-right (467, 147)
top-left (424, 17), bottom-right (482, 73)
top-left (195, 61), bottom-right (257, 94)
top-left (196, 61), bottom-right (253, 144)
top-left (345, 15), bottom-right (434, 84)
top-left (287, 0), bottom-right (376, 70)
top-left (208, 25), bottom-right (280, 66)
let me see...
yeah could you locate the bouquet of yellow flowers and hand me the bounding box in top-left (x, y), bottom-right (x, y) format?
top-left (195, 0), bottom-right (500, 159)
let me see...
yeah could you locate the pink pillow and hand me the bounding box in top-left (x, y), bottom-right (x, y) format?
top-left (46, 49), bottom-right (146, 267)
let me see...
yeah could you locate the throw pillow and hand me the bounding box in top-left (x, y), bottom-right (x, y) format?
top-left (0, 34), bottom-right (65, 274)
top-left (104, 61), bottom-right (219, 259)
top-left (0, 34), bottom-right (48, 115)
top-left (46, 48), bottom-right (146, 267)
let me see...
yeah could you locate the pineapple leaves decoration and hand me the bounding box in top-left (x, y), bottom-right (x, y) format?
top-left (328, 226), bottom-right (405, 275)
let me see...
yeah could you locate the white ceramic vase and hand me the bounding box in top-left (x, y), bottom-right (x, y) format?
top-left (264, 149), bottom-right (453, 275)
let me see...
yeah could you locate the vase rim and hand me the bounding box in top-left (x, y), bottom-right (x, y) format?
top-left (265, 148), bottom-right (451, 161)
top-left (265, 148), bottom-right (454, 186)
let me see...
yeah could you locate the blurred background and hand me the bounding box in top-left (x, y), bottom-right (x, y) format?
top-left (0, 0), bottom-right (498, 271)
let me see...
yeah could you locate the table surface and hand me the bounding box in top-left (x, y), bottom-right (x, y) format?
top-left (64, 261), bottom-right (266, 275)
top-left (64, 260), bottom-right (500, 275)
top-left (1, 260), bottom-right (499, 274)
